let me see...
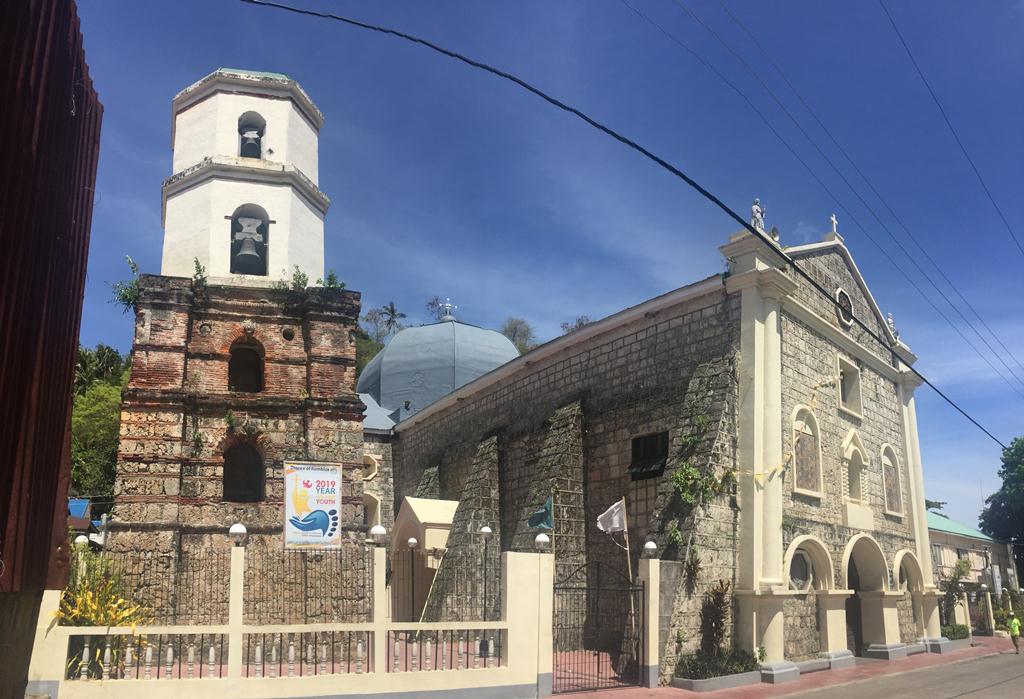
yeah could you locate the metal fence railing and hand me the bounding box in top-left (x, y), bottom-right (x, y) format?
top-left (67, 548), bottom-right (231, 625)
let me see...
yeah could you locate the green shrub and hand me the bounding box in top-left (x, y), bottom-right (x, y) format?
top-left (994, 607), bottom-right (1009, 631)
top-left (675, 649), bottom-right (759, 679)
top-left (941, 624), bottom-right (970, 640)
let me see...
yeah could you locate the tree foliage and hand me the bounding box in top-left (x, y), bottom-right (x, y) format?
top-left (500, 317), bottom-right (536, 354)
top-left (560, 315), bottom-right (590, 334)
top-left (925, 499), bottom-right (946, 512)
top-left (980, 437), bottom-right (1024, 573)
top-left (108, 255), bottom-right (140, 314)
top-left (354, 328), bottom-right (384, 380)
top-left (70, 345), bottom-right (129, 511)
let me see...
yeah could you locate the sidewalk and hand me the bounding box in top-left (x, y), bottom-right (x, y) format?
top-left (583, 637), bottom-right (1014, 698)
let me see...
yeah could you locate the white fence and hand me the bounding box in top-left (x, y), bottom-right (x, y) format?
top-left (26, 547), bottom-right (556, 699)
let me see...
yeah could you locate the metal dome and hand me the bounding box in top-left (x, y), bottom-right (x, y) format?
top-left (357, 320), bottom-right (519, 422)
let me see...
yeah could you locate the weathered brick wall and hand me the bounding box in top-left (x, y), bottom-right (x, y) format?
top-left (110, 276), bottom-right (367, 584)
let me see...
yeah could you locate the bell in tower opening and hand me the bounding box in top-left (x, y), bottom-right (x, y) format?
top-left (238, 111), bottom-right (266, 159)
top-left (229, 203), bottom-right (269, 276)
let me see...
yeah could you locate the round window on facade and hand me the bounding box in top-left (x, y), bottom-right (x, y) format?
top-left (835, 288), bottom-right (854, 327)
top-left (282, 327), bottom-right (296, 342)
top-left (789, 550), bottom-right (813, 592)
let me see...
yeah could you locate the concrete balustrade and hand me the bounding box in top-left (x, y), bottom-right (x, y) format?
top-left (26, 548), bottom-right (555, 699)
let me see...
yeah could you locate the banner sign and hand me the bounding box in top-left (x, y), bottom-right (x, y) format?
top-left (284, 461), bottom-right (343, 549)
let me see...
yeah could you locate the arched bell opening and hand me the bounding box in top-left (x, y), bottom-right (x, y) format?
top-left (229, 204), bottom-right (270, 276)
top-left (228, 340), bottom-right (264, 393)
top-left (238, 111), bottom-right (266, 159)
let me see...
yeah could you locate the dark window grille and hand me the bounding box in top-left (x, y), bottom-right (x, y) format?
top-left (628, 432), bottom-right (668, 481)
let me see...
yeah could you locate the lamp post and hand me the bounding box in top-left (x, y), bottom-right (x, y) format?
top-left (534, 533), bottom-right (550, 551)
top-left (643, 540), bottom-right (657, 555)
top-left (407, 537), bottom-right (418, 622)
top-left (480, 525), bottom-right (492, 622)
top-left (368, 524), bottom-right (387, 547)
top-left (228, 522), bottom-right (247, 547)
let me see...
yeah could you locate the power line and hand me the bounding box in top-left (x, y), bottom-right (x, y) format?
top-left (877, 0), bottom-right (1024, 261)
top-left (658, 0), bottom-right (1024, 397)
top-left (716, 0), bottom-right (1024, 383)
top-left (236, 0), bottom-right (1007, 448)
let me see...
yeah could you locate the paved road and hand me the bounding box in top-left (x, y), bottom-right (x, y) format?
top-left (799, 652), bottom-right (1024, 698)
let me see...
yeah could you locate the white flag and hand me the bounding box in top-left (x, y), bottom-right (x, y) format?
top-left (597, 498), bottom-right (626, 533)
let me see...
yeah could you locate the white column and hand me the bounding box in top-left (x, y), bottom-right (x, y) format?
top-left (760, 291), bottom-right (785, 587)
top-left (227, 544), bottom-right (245, 679)
top-left (899, 373), bottom-right (935, 587)
top-left (639, 559), bottom-right (661, 686)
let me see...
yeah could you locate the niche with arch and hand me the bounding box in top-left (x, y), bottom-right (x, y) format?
top-left (223, 441), bottom-right (265, 502)
top-left (881, 445), bottom-right (903, 516)
top-left (792, 406), bottom-right (822, 497)
top-left (238, 111), bottom-right (266, 159)
top-left (229, 204), bottom-right (270, 276)
top-left (229, 340), bottom-right (264, 393)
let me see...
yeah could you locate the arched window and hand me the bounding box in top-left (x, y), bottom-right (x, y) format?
top-left (842, 431), bottom-right (867, 503)
top-left (881, 445), bottom-right (903, 515)
top-left (229, 204), bottom-right (270, 276)
top-left (223, 442), bottom-right (264, 502)
top-left (789, 550), bottom-right (813, 592)
top-left (792, 407), bottom-right (822, 496)
top-left (238, 111), bottom-right (266, 159)
top-left (229, 342), bottom-right (263, 393)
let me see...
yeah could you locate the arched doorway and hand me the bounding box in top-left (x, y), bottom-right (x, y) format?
top-left (842, 534), bottom-right (889, 657)
top-left (894, 550), bottom-right (926, 640)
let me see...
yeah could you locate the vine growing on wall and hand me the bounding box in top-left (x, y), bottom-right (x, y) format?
top-left (663, 410), bottom-right (737, 593)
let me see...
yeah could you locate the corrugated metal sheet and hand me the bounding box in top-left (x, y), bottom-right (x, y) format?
top-left (0, 0), bottom-right (103, 593)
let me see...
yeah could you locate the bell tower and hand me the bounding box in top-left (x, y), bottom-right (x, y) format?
top-left (108, 70), bottom-right (366, 570)
top-left (161, 68), bottom-right (329, 285)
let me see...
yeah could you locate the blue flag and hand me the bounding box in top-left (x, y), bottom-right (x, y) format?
top-left (528, 495), bottom-right (553, 530)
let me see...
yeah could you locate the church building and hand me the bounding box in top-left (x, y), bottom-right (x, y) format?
top-left (108, 68), bottom-right (945, 678)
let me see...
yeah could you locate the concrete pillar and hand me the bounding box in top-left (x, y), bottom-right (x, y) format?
top-left (372, 546), bottom-right (388, 673)
top-left (898, 375), bottom-right (935, 587)
top-left (227, 543), bottom-right (245, 679)
top-left (816, 591), bottom-right (855, 668)
top-left (638, 559), bottom-right (660, 687)
top-left (984, 591), bottom-right (996, 634)
top-left (860, 592), bottom-right (907, 659)
top-left (920, 590), bottom-right (950, 653)
top-left (760, 293), bottom-right (784, 587)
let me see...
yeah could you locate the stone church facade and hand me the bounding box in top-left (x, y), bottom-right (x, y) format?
top-left (386, 229), bottom-right (941, 674)
top-left (108, 67), bottom-right (942, 674)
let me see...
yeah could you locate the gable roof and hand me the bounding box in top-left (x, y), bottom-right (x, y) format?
top-left (785, 233), bottom-right (904, 350)
top-left (927, 510), bottom-right (994, 542)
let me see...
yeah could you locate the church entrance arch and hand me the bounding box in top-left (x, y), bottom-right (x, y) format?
top-left (894, 550), bottom-right (926, 640)
top-left (842, 534), bottom-right (889, 656)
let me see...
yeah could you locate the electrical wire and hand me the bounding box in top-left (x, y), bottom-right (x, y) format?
top-left (236, 0), bottom-right (1007, 448)
top-left (716, 0), bottom-right (1024, 383)
top-left (878, 0), bottom-right (1024, 261)
top-left (653, 0), bottom-right (1024, 397)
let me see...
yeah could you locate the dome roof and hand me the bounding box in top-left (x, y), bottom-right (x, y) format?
top-left (357, 320), bottom-right (519, 421)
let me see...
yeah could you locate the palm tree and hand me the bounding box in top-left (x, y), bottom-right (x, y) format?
top-left (380, 302), bottom-right (407, 335)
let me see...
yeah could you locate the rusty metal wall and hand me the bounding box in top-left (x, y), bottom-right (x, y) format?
top-left (0, 0), bottom-right (103, 593)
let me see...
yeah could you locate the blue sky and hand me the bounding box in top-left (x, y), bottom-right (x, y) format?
top-left (76, 1), bottom-right (1023, 527)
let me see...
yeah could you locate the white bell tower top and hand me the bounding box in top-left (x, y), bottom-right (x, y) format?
top-left (160, 68), bottom-right (330, 286)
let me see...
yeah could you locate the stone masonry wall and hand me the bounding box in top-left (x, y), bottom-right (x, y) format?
top-left (394, 283), bottom-right (742, 676)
